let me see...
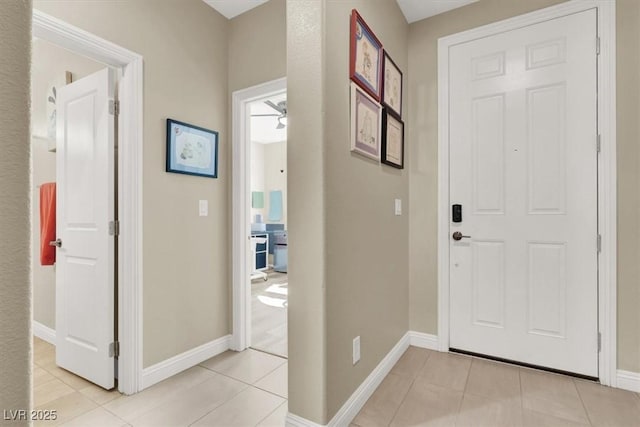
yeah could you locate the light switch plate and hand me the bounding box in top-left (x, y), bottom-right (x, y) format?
top-left (395, 199), bottom-right (402, 216)
top-left (353, 336), bottom-right (361, 365)
top-left (199, 200), bottom-right (208, 217)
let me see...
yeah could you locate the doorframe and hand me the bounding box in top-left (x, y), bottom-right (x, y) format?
top-left (437, 0), bottom-right (617, 386)
top-left (231, 78), bottom-right (287, 351)
top-left (33, 10), bottom-right (144, 394)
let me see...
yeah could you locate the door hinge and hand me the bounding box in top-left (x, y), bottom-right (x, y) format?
top-left (109, 341), bottom-right (120, 358)
top-left (109, 100), bottom-right (120, 116)
top-left (598, 332), bottom-right (602, 352)
top-left (597, 234), bottom-right (602, 253)
top-left (596, 37), bottom-right (601, 55)
top-left (109, 220), bottom-right (120, 236)
top-left (597, 134), bottom-right (601, 153)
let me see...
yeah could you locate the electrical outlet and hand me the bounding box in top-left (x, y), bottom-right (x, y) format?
top-left (353, 336), bottom-right (361, 365)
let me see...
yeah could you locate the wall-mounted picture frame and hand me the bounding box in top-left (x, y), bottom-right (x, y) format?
top-left (381, 109), bottom-right (404, 169)
top-left (350, 9), bottom-right (383, 102)
top-left (351, 82), bottom-right (382, 161)
top-left (382, 51), bottom-right (403, 118)
top-left (166, 118), bottom-right (219, 178)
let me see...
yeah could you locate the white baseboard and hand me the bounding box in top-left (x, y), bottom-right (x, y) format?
top-left (285, 413), bottom-right (323, 427)
top-left (285, 332), bottom-right (411, 427)
top-left (141, 334), bottom-right (231, 389)
top-left (408, 331), bottom-right (439, 351)
top-left (617, 370), bottom-right (640, 393)
top-left (33, 321), bottom-right (56, 345)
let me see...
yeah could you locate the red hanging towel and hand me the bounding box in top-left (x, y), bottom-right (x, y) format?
top-left (40, 183), bottom-right (56, 266)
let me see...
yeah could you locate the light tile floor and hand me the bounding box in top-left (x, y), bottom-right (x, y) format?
top-left (34, 339), bottom-right (640, 427)
top-left (33, 337), bottom-right (287, 426)
top-left (251, 271), bottom-right (288, 357)
top-left (353, 346), bottom-right (640, 427)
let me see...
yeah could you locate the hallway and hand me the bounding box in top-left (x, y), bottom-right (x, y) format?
top-left (34, 337), bottom-right (640, 426)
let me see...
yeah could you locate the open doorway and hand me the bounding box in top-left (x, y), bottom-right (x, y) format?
top-left (248, 94), bottom-right (288, 357)
top-left (31, 36), bottom-right (121, 390)
top-left (231, 77), bottom-right (287, 358)
top-left (30, 10), bottom-right (144, 395)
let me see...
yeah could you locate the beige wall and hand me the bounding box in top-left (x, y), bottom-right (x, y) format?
top-left (287, 1), bottom-right (327, 423)
top-left (287, 0), bottom-right (409, 422)
top-left (31, 39), bottom-right (104, 330)
top-left (0, 0), bottom-right (32, 418)
top-left (615, 0), bottom-right (640, 373)
top-left (228, 0), bottom-right (286, 93)
top-left (34, 0), bottom-right (231, 367)
top-left (408, 0), bottom-right (640, 372)
top-left (324, 0), bottom-right (409, 419)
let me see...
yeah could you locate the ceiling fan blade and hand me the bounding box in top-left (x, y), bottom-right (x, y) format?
top-left (264, 100), bottom-right (286, 115)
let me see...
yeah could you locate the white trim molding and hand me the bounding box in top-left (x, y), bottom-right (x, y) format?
top-left (141, 335), bottom-right (231, 390)
top-left (33, 10), bottom-right (144, 395)
top-left (231, 78), bottom-right (286, 352)
top-left (437, 0), bottom-right (617, 386)
top-left (33, 321), bottom-right (56, 345)
top-left (285, 414), bottom-right (323, 427)
top-left (286, 332), bottom-right (411, 427)
top-left (408, 331), bottom-right (439, 351)
top-left (617, 370), bottom-right (640, 393)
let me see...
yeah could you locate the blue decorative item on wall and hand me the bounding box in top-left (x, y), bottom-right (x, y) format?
top-left (166, 118), bottom-right (219, 178)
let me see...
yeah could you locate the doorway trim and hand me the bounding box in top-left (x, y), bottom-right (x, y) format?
top-left (437, 0), bottom-right (617, 386)
top-left (33, 10), bottom-right (144, 394)
top-left (231, 77), bottom-right (286, 351)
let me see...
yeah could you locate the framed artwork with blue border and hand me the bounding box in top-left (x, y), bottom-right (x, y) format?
top-left (166, 118), bottom-right (218, 178)
top-left (350, 9), bottom-right (383, 102)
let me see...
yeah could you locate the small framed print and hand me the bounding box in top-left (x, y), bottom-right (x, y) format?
top-left (382, 51), bottom-right (403, 117)
top-left (350, 9), bottom-right (383, 101)
top-left (351, 82), bottom-right (382, 161)
top-left (381, 109), bottom-right (404, 169)
top-left (166, 118), bottom-right (219, 178)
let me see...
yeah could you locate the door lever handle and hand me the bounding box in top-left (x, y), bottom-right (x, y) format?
top-left (452, 231), bottom-right (471, 241)
top-left (49, 238), bottom-right (62, 248)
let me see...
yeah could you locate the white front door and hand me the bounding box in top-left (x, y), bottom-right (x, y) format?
top-left (449, 9), bottom-right (598, 377)
top-left (55, 68), bottom-right (116, 389)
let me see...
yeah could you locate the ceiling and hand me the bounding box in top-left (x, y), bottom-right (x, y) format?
top-left (250, 93), bottom-right (287, 144)
top-left (396, 0), bottom-right (478, 23)
top-left (203, 0), bottom-right (478, 23)
top-left (202, 0), bottom-right (269, 19)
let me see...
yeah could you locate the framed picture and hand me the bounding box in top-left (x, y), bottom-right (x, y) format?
top-left (382, 51), bottom-right (403, 117)
top-left (381, 109), bottom-right (404, 169)
top-left (351, 82), bottom-right (382, 161)
top-left (166, 118), bottom-right (219, 178)
top-left (350, 9), bottom-right (383, 101)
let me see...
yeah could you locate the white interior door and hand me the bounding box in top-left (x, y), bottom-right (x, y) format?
top-left (449, 10), bottom-right (598, 377)
top-left (55, 68), bottom-right (116, 389)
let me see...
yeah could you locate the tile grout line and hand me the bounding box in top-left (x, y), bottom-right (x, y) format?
top-left (253, 401), bottom-right (287, 427)
top-left (198, 360), bottom-right (287, 394)
top-left (572, 379), bottom-right (596, 427)
top-left (385, 348), bottom-right (432, 426)
top-left (517, 368), bottom-right (525, 426)
top-left (452, 355), bottom-right (474, 426)
top-left (185, 382), bottom-right (284, 427)
top-left (185, 383), bottom-right (251, 427)
top-left (110, 369), bottom-right (222, 424)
